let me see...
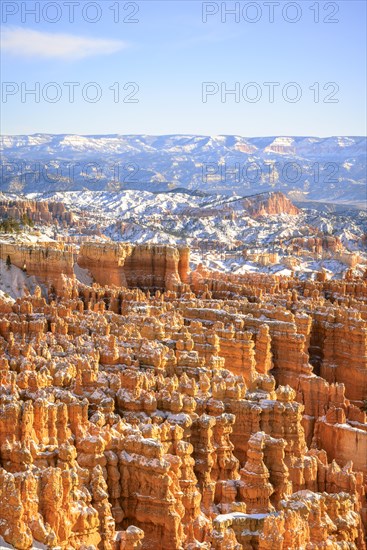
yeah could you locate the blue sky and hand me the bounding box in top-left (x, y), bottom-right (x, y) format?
top-left (1, 0), bottom-right (366, 136)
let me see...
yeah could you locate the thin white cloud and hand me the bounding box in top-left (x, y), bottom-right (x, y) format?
top-left (1, 27), bottom-right (128, 60)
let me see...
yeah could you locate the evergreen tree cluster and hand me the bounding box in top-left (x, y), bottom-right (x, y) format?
top-left (0, 214), bottom-right (34, 233)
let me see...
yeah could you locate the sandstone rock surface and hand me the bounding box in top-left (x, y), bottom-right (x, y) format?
top-left (0, 242), bottom-right (366, 549)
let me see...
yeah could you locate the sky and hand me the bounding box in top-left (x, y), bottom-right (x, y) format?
top-left (0, 0), bottom-right (366, 136)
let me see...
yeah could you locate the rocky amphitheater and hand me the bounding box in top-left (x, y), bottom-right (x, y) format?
top-left (0, 241), bottom-right (366, 549)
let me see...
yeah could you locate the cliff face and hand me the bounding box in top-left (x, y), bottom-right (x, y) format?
top-left (0, 242), bottom-right (190, 295)
top-left (241, 192), bottom-right (300, 217)
top-left (78, 242), bottom-right (189, 290)
top-left (0, 198), bottom-right (75, 226)
top-left (0, 242), bottom-right (75, 294)
top-left (0, 243), bottom-right (366, 549)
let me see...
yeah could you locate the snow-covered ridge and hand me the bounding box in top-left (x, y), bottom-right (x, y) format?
top-left (1, 134), bottom-right (365, 205)
top-left (1, 133), bottom-right (365, 155)
top-left (10, 188), bottom-right (364, 281)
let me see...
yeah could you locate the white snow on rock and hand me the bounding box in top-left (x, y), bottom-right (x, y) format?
top-left (0, 260), bottom-right (42, 300)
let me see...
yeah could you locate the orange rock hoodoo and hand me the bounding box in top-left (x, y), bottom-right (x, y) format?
top-left (0, 198), bottom-right (76, 226)
top-left (0, 242), bottom-right (366, 549)
top-left (241, 192), bottom-right (300, 218)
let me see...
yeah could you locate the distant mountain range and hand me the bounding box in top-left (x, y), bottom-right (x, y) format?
top-left (1, 134), bottom-right (366, 205)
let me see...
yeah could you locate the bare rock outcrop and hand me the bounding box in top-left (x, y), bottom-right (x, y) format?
top-left (78, 242), bottom-right (189, 291)
top-left (0, 242), bottom-right (366, 549)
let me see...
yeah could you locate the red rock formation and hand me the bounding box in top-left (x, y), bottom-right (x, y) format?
top-left (241, 192), bottom-right (300, 218)
top-left (78, 242), bottom-right (189, 290)
top-left (0, 198), bottom-right (75, 226)
top-left (0, 242), bottom-right (75, 294)
top-left (0, 243), bottom-right (366, 549)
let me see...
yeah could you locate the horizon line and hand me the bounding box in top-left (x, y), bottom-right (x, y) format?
top-left (1, 133), bottom-right (366, 139)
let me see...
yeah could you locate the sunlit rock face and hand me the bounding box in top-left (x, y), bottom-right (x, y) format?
top-left (0, 197), bottom-right (76, 226)
top-left (0, 243), bottom-right (366, 550)
top-left (0, 242), bottom-right (75, 295)
top-left (0, 241), bottom-right (190, 295)
top-left (78, 242), bottom-right (190, 291)
top-left (241, 191), bottom-right (300, 218)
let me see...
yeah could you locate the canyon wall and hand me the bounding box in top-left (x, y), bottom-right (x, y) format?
top-left (0, 198), bottom-right (75, 226)
top-left (0, 242), bottom-right (190, 295)
top-left (241, 191), bottom-right (300, 217)
top-left (78, 242), bottom-right (189, 291)
top-left (0, 242), bottom-right (75, 294)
